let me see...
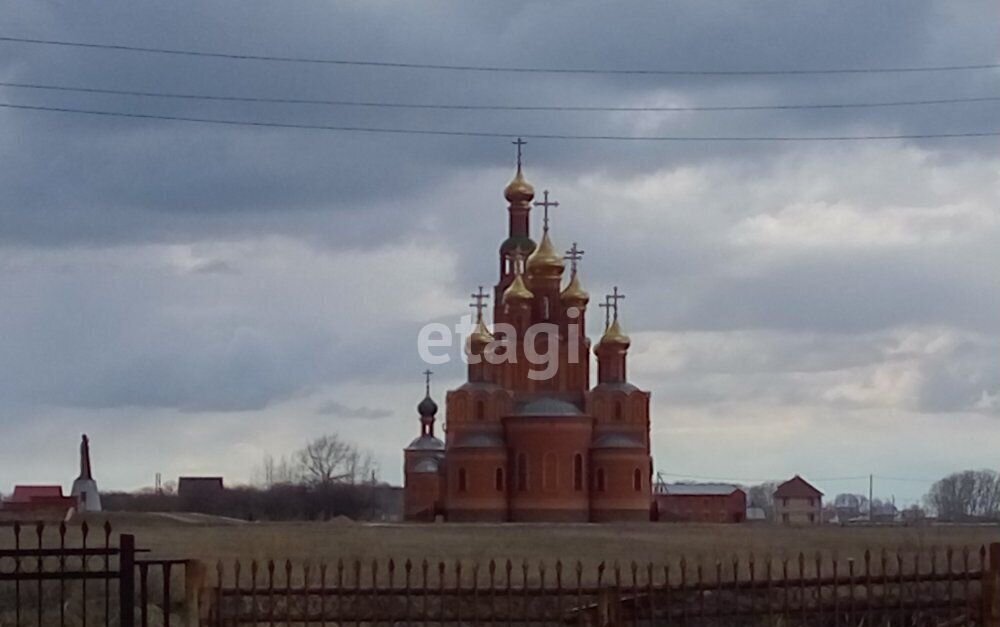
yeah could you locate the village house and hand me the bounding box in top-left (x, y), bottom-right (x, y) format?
top-left (773, 475), bottom-right (823, 525)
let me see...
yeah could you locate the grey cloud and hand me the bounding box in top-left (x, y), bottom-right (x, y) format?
top-left (917, 337), bottom-right (1000, 415)
top-left (316, 401), bottom-right (392, 420)
top-left (1, 1), bottom-right (999, 493)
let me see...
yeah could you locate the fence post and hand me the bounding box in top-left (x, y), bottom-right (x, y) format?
top-left (185, 560), bottom-right (208, 627)
top-left (119, 534), bottom-right (136, 627)
top-left (596, 587), bottom-right (622, 627)
top-left (984, 543), bottom-right (1000, 627)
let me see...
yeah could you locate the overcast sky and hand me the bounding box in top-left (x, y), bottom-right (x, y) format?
top-left (1, 1), bottom-right (998, 506)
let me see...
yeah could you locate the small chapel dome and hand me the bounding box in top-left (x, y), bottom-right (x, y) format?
top-left (526, 230), bottom-right (565, 278)
top-left (502, 271), bottom-right (534, 304)
top-left (560, 272), bottom-right (590, 305)
top-left (469, 316), bottom-right (494, 347)
top-left (407, 436), bottom-right (445, 452)
top-left (417, 394), bottom-right (438, 417)
top-left (597, 318), bottom-right (631, 349)
top-left (504, 169), bottom-right (535, 204)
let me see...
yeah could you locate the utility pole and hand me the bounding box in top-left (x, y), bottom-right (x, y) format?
top-left (869, 474), bottom-right (874, 521)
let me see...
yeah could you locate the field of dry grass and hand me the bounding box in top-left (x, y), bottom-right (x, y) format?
top-left (45, 513), bottom-right (999, 574)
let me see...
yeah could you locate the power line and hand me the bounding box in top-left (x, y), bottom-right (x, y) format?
top-left (2, 35), bottom-right (999, 76)
top-left (4, 80), bottom-right (1000, 113)
top-left (3, 101), bottom-right (999, 142)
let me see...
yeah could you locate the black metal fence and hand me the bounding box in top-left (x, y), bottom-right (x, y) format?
top-left (5, 521), bottom-right (1000, 626)
top-left (210, 546), bottom-right (1000, 626)
top-left (0, 521), bottom-right (191, 627)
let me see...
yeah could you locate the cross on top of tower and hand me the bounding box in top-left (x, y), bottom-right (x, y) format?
top-left (423, 369), bottom-right (433, 395)
top-left (598, 295), bottom-right (613, 328)
top-left (608, 286), bottom-right (626, 320)
top-left (534, 189), bottom-right (559, 233)
top-left (469, 285), bottom-right (490, 320)
top-left (512, 137), bottom-right (527, 171)
top-left (564, 242), bottom-right (585, 275)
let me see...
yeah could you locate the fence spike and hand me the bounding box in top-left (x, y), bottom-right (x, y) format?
top-left (489, 559), bottom-right (496, 575)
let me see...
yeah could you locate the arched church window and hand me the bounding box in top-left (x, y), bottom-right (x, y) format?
top-left (495, 467), bottom-right (504, 491)
top-left (476, 400), bottom-right (486, 420)
top-left (458, 468), bottom-right (468, 492)
top-left (596, 468), bottom-right (606, 492)
top-left (615, 402), bottom-right (624, 421)
top-left (633, 468), bottom-right (642, 492)
top-left (573, 454), bottom-right (584, 491)
top-left (543, 297), bottom-right (550, 319)
top-left (517, 453), bottom-right (528, 491)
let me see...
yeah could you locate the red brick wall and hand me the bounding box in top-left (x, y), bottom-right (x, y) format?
top-left (654, 490), bottom-right (747, 523)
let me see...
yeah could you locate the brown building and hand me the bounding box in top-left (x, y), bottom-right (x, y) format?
top-left (773, 475), bottom-right (823, 525)
top-left (404, 149), bottom-right (653, 523)
top-left (2, 485), bottom-right (76, 517)
top-left (654, 483), bottom-right (747, 523)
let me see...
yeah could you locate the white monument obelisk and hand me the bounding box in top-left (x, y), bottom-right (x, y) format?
top-left (70, 434), bottom-right (102, 512)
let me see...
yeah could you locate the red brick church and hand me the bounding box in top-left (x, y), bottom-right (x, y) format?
top-left (403, 144), bottom-right (653, 522)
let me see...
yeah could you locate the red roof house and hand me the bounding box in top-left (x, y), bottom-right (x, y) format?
top-left (3, 485), bottom-right (76, 515)
top-left (773, 475), bottom-right (823, 525)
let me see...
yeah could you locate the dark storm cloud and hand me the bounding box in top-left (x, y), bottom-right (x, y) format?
top-left (2, 0), bottom-right (997, 246)
top-left (0, 1), bottom-right (998, 490)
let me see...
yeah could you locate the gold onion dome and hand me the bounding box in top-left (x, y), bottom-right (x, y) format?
top-left (469, 316), bottom-right (494, 346)
top-left (598, 318), bottom-right (631, 349)
top-left (526, 230), bottom-right (565, 278)
top-left (504, 169), bottom-right (535, 204)
top-left (560, 272), bottom-right (590, 304)
top-left (502, 269), bottom-right (534, 305)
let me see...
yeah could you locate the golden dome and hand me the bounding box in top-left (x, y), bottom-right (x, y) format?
top-left (560, 272), bottom-right (590, 305)
top-left (469, 316), bottom-right (494, 346)
top-left (526, 230), bottom-right (565, 278)
top-left (504, 169), bottom-right (535, 204)
top-left (502, 270), bottom-right (533, 304)
top-left (597, 318), bottom-right (630, 349)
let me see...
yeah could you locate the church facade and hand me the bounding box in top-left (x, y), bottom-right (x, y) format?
top-left (403, 148), bottom-right (653, 522)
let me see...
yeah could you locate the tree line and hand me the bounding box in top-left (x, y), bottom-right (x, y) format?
top-left (104, 434), bottom-right (396, 521)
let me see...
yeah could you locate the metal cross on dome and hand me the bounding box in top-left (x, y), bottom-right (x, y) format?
top-left (598, 295), bottom-right (613, 328)
top-left (469, 285), bottom-right (490, 320)
top-left (512, 137), bottom-right (527, 171)
top-left (534, 190), bottom-right (559, 233)
top-left (423, 369), bottom-right (433, 395)
top-left (608, 286), bottom-right (626, 320)
top-left (564, 242), bottom-right (585, 275)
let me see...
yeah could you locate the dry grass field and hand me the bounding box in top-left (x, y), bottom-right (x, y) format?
top-left (4, 512), bottom-right (999, 581)
top-left (39, 513), bottom-right (1000, 575)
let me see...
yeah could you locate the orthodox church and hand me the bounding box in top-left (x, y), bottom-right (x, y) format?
top-left (403, 143), bottom-right (653, 522)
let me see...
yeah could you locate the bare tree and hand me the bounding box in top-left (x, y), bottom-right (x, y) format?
top-left (747, 481), bottom-right (779, 519)
top-left (297, 435), bottom-right (359, 487)
top-left (925, 469), bottom-right (1000, 521)
top-left (252, 453), bottom-right (298, 487)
